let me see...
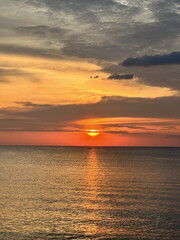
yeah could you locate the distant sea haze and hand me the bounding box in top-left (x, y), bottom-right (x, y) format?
top-left (0, 146), bottom-right (180, 240)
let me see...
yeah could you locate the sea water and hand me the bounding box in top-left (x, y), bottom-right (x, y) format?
top-left (0, 146), bottom-right (180, 239)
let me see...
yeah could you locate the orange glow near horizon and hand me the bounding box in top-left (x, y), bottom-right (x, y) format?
top-left (0, 131), bottom-right (180, 146)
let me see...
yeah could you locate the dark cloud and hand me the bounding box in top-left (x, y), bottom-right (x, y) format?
top-left (108, 74), bottom-right (134, 80)
top-left (0, 95), bottom-right (180, 133)
top-left (24, 0), bottom-right (136, 16)
top-left (121, 52), bottom-right (180, 67)
top-left (58, 0), bottom-right (180, 61)
top-left (103, 130), bottom-right (180, 138)
top-left (1, 117), bottom-right (179, 138)
top-left (0, 0), bottom-right (179, 62)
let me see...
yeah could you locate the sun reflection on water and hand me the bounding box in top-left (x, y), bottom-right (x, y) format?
top-left (86, 148), bottom-right (99, 188)
top-left (83, 148), bottom-right (102, 234)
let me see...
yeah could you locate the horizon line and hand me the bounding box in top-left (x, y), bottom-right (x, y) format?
top-left (0, 145), bottom-right (180, 148)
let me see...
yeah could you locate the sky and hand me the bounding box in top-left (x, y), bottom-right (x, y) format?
top-left (0, 0), bottom-right (180, 146)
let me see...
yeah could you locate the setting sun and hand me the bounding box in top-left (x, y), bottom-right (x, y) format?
top-left (86, 129), bottom-right (100, 137)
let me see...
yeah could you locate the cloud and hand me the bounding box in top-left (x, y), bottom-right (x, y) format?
top-left (121, 52), bottom-right (180, 67)
top-left (101, 61), bottom-right (180, 91)
top-left (0, 67), bottom-right (39, 83)
top-left (135, 65), bottom-right (180, 90)
top-left (0, 0), bottom-right (179, 142)
top-left (0, 0), bottom-right (179, 63)
top-left (0, 95), bottom-right (179, 140)
top-left (0, 68), bottom-right (23, 76)
top-left (108, 74), bottom-right (134, 80)
top-left (0, 95), bottom-right (180, 133)
top-left (0, 44), bottom-right (64, 60)
top-left (0, 79), bottom-right (9, 83)
top-left (90, 75), bottom-right (99, 79)
top-left (16, 101), bottom-right (52, 108)
top-left (16, 25), bottom-right (67, 39)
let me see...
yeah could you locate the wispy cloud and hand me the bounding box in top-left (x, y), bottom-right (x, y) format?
top-left (0, 67), bottom-right (39, 83)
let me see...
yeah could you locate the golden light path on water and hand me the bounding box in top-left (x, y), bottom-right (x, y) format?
top-left (84, 148), bottom-right (136, 237)
top-left (84, 148), bottom-right (121, 236)
top-left (84, 148), bottom-right (104, 235)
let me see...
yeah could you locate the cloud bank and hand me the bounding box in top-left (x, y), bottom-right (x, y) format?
top-left (121, 52), bottom-right (180, 67)
top-left (0, 95), bottom-right (180, 132)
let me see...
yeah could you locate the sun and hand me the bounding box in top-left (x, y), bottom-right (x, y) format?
top-left (86, 129), bottom-right (100, 137)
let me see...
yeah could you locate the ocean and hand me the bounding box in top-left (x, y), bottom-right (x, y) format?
top-left (0, 146), bottom-right (180, 240)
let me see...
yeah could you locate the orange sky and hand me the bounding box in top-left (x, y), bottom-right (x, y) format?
top-left (0, 53), bottom-right (179, 146)
top-left (0, 131), bottom-right (179, 147)
top-left (0, 53), bottom-right (180, 146)
top-left (0, 0), bottom-right (180, 146)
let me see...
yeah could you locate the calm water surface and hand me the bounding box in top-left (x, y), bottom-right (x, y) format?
top-left (0, 146), bottom-right (180, 239)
